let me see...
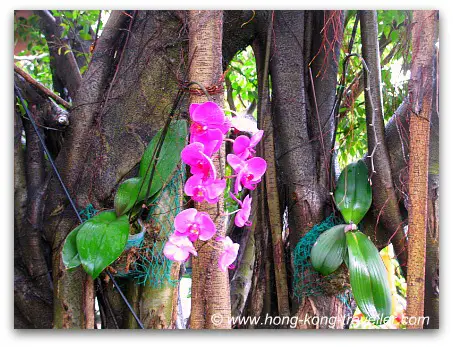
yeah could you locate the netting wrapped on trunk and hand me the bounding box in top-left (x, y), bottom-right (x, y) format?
top-left (292, 213), bottom-right (350, 300)
top-left (112, 167), bottom-right (184, 288)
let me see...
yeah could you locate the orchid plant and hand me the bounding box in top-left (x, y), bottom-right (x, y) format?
top-left (163, 101), bottom-right (267, 272)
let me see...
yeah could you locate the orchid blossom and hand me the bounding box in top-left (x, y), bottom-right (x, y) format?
top-left (189, 102), bottom-right (231, 155)
top-left (181, 142), bottom-right (216, 179)
top-left (233, 130), bottom-right (264, 160)
top-left (230, 193), bottom-right (252, 227)
top-left (184, 174), bottom-right (226, 203)
top-left (173, 208), bottom-right (216, 242)
top-left (163, 234), bottom-right (197, 262)
top-left (216, 236), bottom-right (240, 272)
top-left (227, 154), bottom-right (267, 194)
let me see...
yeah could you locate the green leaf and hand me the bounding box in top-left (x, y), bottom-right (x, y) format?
top-left (334, 160), bottom-right (372, 224)
top-left (311, 224), bottom-right (347, 276)
top-left (62, 223), bottom-right (84, 270)
top-left (346, 231), bottom-right (392, 325)
top-left (79, 31), bottom-right (92, 41)
top-left (139, 119), bottom-right (187, 194)
top-left (76, 211), bottom-right (130, 279)
top-left (114, 177), bottom-right (145, 216)
top-left (113, 120), bottom-right (186, 216)
top-left (390, 30), bottom-right (398, 43)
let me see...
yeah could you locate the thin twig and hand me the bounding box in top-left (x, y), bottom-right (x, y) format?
top-left (14, 65), bottom-right (71, 109)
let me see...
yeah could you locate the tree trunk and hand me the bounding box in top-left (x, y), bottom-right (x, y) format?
top-left (405, 10), bottom-right (438, 329)
top-left (187, 10), bottom-right (232, 329)
top-left (360, 10), bottom-right (407, 270)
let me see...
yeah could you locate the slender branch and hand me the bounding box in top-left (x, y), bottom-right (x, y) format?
top-left (35, 10), bottom-right (82, 98)
top-left (14, 65), bottom-right (71, 109)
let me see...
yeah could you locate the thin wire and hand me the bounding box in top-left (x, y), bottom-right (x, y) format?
top-left (14, 83), bottom-right (145, 329)
top-left (14, 84), bottom-right (82, 223)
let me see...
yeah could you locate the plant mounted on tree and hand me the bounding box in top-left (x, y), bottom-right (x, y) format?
top-left (62, 120), bottom-right (188, 279)
top-left (310, 159), bottom-right (391, 325)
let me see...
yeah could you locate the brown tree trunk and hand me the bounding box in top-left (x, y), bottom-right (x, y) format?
top-left (359, 10), bottom-right (407, 270)
top-left (405, 10), bottom-right (438, 329)
top-left (188, 10), bottom-right (232, 329)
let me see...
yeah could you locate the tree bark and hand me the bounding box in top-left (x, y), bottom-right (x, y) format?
top-left (405, 10), bottom-right (438, 329)
top-left (360, 10), bottom-right (407, 271)
top-left (35, 10), bottom-right (82, 99)
top-left (254, 20), bottom-right (290, 318)
top-left (187, 10), bottom-right (232, 329)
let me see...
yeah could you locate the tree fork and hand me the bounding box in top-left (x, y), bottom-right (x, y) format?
top-left (187, 10), bottom-right (231, 329)
top-left (406, 10), bottom-right (438, 329)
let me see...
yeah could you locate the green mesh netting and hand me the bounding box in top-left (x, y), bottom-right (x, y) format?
top-left (79, 204), bottom-right (98, 222)
top-left (293, 213), bottom-right (347, 299)
top-left (113, 167), bottom-right (185, 289)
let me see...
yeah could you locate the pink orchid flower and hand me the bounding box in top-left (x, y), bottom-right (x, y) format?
top-left (173, 208), bottom-right (216, 242)
top-left (233, 130), bottom-right (264, 160)
top-left (184, 174), bottom-right (226, 204)
top-left (190, 102), bottom-right (231, 134)
top-left (227, 154), bottom-right (267, 194)
top-left (163, 234), bottom-right (197, 262)
top-left (181, 142), bottom-right (216, 179)
top-left (230, 193), bottom-right (252, 227)
top-left (190, 128), bottom-right (223, 157)
top-left (216, 236), bottom-right (240, 272)
top-left (189, 102), bottom-right (231, 156)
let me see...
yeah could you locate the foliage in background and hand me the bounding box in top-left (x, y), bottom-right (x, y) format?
top-left (225, 46), bottom-right (258, 116)
top-left (224, 46), bottom-right (258, 213)
top-left (14, 11), bottom-right (110, 89)
top-left (14, 14), bottom-right (53, 89)
top-left (335, 10), bottom-right (411, 169)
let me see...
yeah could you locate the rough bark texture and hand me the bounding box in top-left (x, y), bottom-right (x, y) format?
top-left (254, 21), bottom-right (290, 318)
top-left (230, 224), bottom-right (255, 321)
top-left (187, 10), bottom-right (232, 330)
top-left (360, 10), bottom-right (407, 270)
top-left (405, 10), bottom-right (437, 329)
top-left (35, 10), bottom-right (82, 99)
top-left (269, 11), bottom-right (347, 328)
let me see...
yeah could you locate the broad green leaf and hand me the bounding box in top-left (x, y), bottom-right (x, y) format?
top-left (334, 160), bottom-right (372, 224)
top-left (62, 223), bottom-right (84, 270)
top-left (139, 120), bottom-right (187, 188)
top-left (114, 177), bottom-right (146, 216)
top-left (111, 119), bottom-right (188, 216)
top-left (311, 224), bottom-right (347, 276)
top-left (114, 177), bottom-right (163, 216)
top-left (346, 231), bottom-right (392, 325)
top-left (76, 211), bottom-right (130, 279)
